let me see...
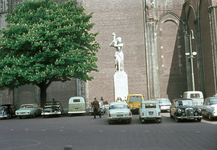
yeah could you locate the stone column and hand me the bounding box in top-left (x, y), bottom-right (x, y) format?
top-left (143, 0), bottom-right (160, 99)
top-left (194, 18), bottom-right (205, 93)
top-left (184, 27), bottom-right (192, 91)
top-left (208, 5), bottom-right (217, 92)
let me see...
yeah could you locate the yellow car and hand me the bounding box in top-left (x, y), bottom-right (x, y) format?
top-left (126, 94), bottom-right (144, 113)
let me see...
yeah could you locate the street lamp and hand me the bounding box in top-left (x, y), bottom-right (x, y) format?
top-left (185, 30), bottom-right (197, 91)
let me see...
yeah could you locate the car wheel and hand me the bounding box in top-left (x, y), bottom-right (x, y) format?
top-left (108, 120), bottom-right (112, 124)
top-left (197, 118), bottom-right (202, 122)
top-left (157, 118), bottom-right (162, 123)
top-left (174, 114), bottom-right (179, 122)
top-left (7, 114), bottom-right (11, 119)
top-left (43, 115), bottom-right (46, 118)
top-left (32, 114), bottom-right (35, 118)
top-left (170, 112), bottom-right (173, 118)
top-left (126, 119), bottom-right (131, 124)
top-left (89, 113), bottom-right (92, 116)
top-left (208, 115), bottom-right (213, 121)
top-left (19, 116), bottom-right (22, 119)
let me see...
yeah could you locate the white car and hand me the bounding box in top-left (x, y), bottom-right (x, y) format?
top-left (139, 101), bottom-right (162, 123)
top-left (201, 97), bottom-right (217, 120)
top-left (156, 98), bottom-right (171, 112)
top-left (107, 102), bottom-right (132, 124)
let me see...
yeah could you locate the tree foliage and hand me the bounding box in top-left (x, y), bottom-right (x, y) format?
top-left (0, 0), bottom-right (99, 90)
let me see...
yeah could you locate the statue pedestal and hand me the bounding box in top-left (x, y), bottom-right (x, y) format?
top-left (114, 71), bottom-right (128, 101)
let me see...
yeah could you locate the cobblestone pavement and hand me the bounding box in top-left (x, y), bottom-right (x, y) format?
top-left (0, 112), bottom-right (216, 150)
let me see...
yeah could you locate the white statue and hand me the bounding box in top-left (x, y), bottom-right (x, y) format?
top-left (110, 32), bottom-right (124, 72)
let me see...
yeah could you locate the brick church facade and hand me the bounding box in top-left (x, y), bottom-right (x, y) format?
top-left (1, 0), bottom-right (217, 110)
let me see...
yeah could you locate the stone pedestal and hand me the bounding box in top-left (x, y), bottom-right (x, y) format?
top-left (114, 71), bottom-right (129, 101)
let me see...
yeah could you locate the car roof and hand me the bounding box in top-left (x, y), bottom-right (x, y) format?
top-left (21, 103), bottom-right (36, 105)
top-left (172, 98), bottom-right (193, 102)
top-left (1, 104), bottom-right (13, 106)
top-left (110, 102), bottom-right (128, 105)
top-left (142, 101), bottom-right (157, 104)
top-left (46, 101), bottom-right (60, 103)
top-left (157, 98), bottom-right (170, 100)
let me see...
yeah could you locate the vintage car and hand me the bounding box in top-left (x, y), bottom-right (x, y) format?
top-left (0, 104), bottom-right (16, 119)
top-left (126, 94), bottom-right (144, 114)
top-left (170, 99), bottom-right (203, 122)
top-left (68, 97), bottom-right (85, 115)
top-left (156, 98), bottom-right (172, 112)
top-left (41, 101), bottom-right (64, 117)
top-left (88, 101), bottom-right (105, 115)
top-left (107, 102), bottom-right (132, 124)
top-left (200, 97), bottom-right (217, 120)
top-left (139, 101), bottom-right (161, 123)
top-left (16, 103), bottom-right (41, 119)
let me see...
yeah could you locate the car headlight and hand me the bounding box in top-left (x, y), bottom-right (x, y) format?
top-left (197, 108), bottom-right (202, 113)
top-left (177, 109), bottom-right (182, 114)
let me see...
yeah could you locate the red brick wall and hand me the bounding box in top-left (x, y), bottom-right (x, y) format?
top-left (85, 0), bottom-right (147, 104)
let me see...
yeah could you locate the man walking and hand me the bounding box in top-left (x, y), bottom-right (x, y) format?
top-left (92, 98), bottom-right (101, 119)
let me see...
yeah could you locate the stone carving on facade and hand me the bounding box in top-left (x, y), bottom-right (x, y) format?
top-left (74, 0), bottom-right (84, 7)
top-left (146, 0), bottom-right (155, 19)
top-left (110, 32), bottom-right (124, 72)
top-left (0, 0), bottom-right (9, 13)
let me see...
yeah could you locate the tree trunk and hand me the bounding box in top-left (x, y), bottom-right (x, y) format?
top-left (37, 80), bottom-right (52, 107)
top-left (40, 85), bottom-right (47, 108)
top-left (37, 81), bottom-right (48, 108)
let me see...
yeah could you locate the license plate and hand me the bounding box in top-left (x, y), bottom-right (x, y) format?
top-left (149, 112), bottom-right (153, 115)
top-left (75, 108), bottom-right (79, 110)
top-left (21, 112), bottom-right (25, 114)
top-left (117, 115), bottom-right (123, 117)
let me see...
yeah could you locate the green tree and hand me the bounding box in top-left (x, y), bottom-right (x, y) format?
top-left (0, 0), bottom-right (100, 107)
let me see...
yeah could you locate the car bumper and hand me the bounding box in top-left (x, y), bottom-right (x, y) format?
top-left (141, 117), bottom-right (161, 120)
top-left (0, 115), bottom-right (8, 118)
top-left (16, 114), bottom-right (31, 117)
top-left (41, 112), bottom-right (61, 115)
top-left (160, 106), bottom-right (170, 111)
top-left (68, 111), bottom-right (86, 114)
top-left (109, 117), bottom-right (132, 121)
top-left (177, 115), bottom-right (203, 119)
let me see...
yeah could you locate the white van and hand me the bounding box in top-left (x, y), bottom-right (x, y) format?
top-left (68, 97), bottom-right (86, 115)
top-left (183, 91), bottom-right (204, 106)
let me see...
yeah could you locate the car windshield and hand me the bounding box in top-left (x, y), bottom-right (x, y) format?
top-left (144, 103), bottom-right (156, 108)
top-left (110, 105), bottom-right (128, 109)
top-left (210, 99), bottom-right (217, 105)
top-left (20, 105), bottom-right (33, 108)
top-left (129, 96), bottom-right (143, 102)
top-left (175, 100), bottom-right (195, 107)
top-left (45, 102), bottom-right (60, 107)
top-left (190, 94), bottom-right (200, 98)
top-left (0, 106), bottom-right (6, 110)
top-left (158, 99), bottom-right (170, 104)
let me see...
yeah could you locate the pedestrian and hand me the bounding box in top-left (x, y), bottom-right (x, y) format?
top-left (100, 97), bottom-right (104, 101)
top-left (92, 98), bottom-right (101, 119)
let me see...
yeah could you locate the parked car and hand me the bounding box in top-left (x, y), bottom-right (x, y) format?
top-left (88, 100), bottom-right (105, 115)
top-left (0, 104), bottom-right (16, 119)
top-left (107, 102), bottom-right (132, 124)
top-left (41, 101), bottom-right (64, 117)
top-left (170, 99), bottom-right (203, 122)
top-left (139, 100), bottom-right (161, 123)
top-left (16, 103), bottom-right (41, 119)
top-left (200, 97), bottom-right (217, 120)
top-left (126, 94), bottom-right (144, 114)
top-left (156, 98), bottom-right (171, 112)
top-left (68, 97), bottom-right (85, 115)
top-left (183, 91), bottom-right (204, 106)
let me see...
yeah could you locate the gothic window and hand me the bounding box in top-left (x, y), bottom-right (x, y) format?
top-left (0, 0), bottom-right (8, 13)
